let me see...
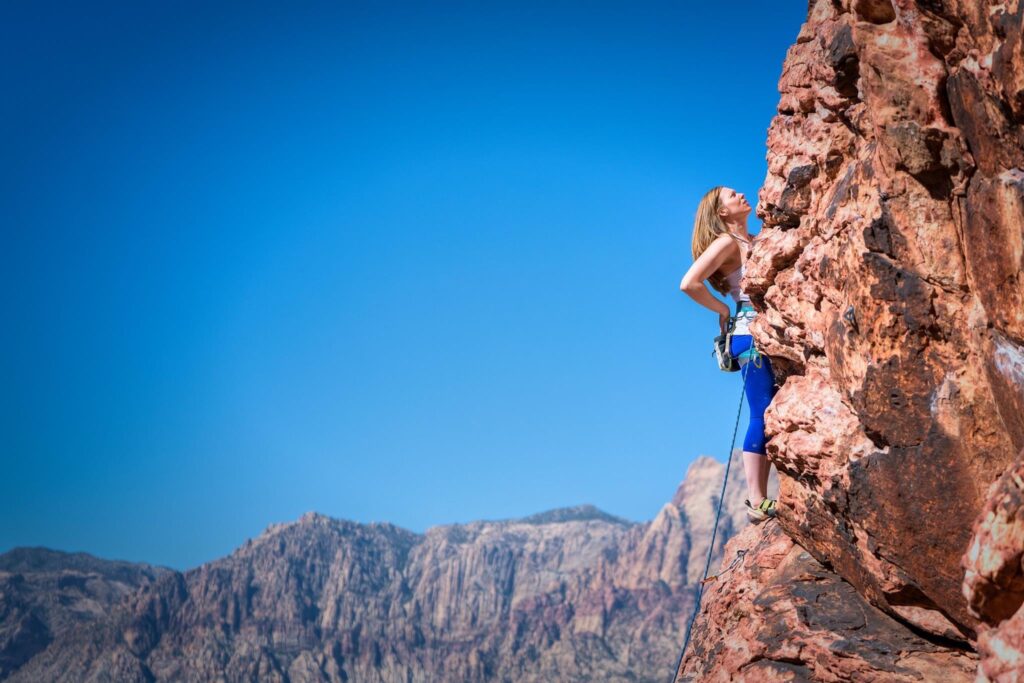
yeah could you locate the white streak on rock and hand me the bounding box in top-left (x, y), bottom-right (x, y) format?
top-left (993, 333), bottom-right (1024, 391)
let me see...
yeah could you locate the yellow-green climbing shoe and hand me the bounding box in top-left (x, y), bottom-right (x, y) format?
top-left (745, 497), bottom-right (777, 523)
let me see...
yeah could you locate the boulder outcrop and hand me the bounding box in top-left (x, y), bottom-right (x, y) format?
top-left (677, 523), bottom-right (977, 682)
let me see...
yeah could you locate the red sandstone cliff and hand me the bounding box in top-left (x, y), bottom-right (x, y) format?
top-left (680, 0), bottom-right (1024, 679)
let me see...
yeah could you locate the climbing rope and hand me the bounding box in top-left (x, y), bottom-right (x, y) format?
top-left (670, 343), bottom-right (757, 683)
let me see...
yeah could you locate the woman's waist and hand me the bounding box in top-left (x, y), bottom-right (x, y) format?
top-left (734, 301), bottom-right (756, 316)
top-left (731, 302), bottom-right (756, 334)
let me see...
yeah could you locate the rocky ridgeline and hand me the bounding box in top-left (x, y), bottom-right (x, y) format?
top-left (0, 452), bottom-right (765, 682)
top-left (680, 0), bottom-right (1024, 680)
top-left (0, 549), bottom-right (170, 678)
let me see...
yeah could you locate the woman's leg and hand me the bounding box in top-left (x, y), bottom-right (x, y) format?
top-left (743, 450), bottom-right (769, 503)
top-left (759, 448), bottom-right (771, 494)
top-left (731, 335), bottom-right (778, 503)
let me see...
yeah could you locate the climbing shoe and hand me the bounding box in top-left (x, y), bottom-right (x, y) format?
top-left (745, 497), bottom-right (777, 523)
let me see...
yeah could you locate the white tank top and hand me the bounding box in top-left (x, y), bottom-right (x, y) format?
top-left (725, 266), bottom-right (751, 304)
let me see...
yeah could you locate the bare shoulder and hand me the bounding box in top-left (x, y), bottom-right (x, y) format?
top-left (708, 233), bottom-right (741, 259)
top-left (710, 233), bottom-right (738, 251)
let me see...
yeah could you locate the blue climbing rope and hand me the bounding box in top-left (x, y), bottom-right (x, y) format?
top-left (670, 348), bottom-right (757, 683)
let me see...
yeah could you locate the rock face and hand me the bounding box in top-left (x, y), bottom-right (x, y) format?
top-left (679, 0), bottom-right (1024, 679)
top-left (677, 523), bottom-right (978, 682)
top-left (963, 451), bottom-right (1024, 681)
top-left (1, 452), bottom-right (758, 682)
top-left (0, 548), bottom-right (170, 679)
top-left (739, 0), bottom-right (1024, 646)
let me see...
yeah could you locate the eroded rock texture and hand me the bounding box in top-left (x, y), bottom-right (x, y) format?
top-left (742, 0), bottom-right (1024, 646)
top-left (0, 549), bottom-right (170, 679)
top-left (963, 451), bottom-right (1024, 681)
top-left (2, 453), bottom-right (756, 682)
top-left (677, 523), bottom-right (978, 682)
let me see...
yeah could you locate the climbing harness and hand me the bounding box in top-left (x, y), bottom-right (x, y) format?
top-left (672, 314), bottom-right (762, 683)
top-left (712, 303), bottom-right (762, 373)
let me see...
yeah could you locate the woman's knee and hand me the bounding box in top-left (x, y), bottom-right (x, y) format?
top-left (744, 417), bottom-right (767, 454)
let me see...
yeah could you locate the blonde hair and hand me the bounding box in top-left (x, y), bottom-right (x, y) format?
top-left (692, 185), bottom-right (738, 296)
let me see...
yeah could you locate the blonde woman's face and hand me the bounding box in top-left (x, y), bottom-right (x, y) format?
top-left (717, 187), bottom-right (751, 221)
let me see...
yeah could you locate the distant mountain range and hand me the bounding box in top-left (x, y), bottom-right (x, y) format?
top-left (0, 452), bottom-right (768, 682)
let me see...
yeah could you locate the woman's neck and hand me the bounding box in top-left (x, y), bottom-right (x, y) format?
top-left (725, 219), bottom-right (751, 243)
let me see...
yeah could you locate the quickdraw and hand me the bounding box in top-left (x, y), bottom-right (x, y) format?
top-left (700, 549), bottom-right (747, 585)
top-left (673, 520), bottom-right (780, 682)
top-left (677, 301), bottom-right (772, 681)
top-left (671, 351), bottom-right (753, 683)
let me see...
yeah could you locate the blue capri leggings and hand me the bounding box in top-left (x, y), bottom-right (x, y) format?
top-left (729, 333), bottom-right (777, 455)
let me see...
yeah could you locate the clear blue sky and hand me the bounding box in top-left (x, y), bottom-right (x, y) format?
top-left (2, 1), bottom-right (806, 569)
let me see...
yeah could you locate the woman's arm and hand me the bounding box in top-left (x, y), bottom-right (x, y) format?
top-left (680, 235), bottom-right (735, 333)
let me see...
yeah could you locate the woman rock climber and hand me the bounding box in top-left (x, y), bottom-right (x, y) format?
top-left (679, 185), bottom-right (778, 523)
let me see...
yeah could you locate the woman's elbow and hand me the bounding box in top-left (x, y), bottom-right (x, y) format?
top-left (679, 276), bottom-right (699, 293)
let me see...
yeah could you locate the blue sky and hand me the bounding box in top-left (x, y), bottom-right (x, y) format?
top-left (2, 1), bottom-right (807, 569)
